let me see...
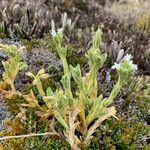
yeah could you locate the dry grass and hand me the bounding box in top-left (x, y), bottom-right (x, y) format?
top-left (105, 0), bottom-right (150, 24)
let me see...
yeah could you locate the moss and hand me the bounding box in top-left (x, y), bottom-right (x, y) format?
top-left (21, 39), bottom-right (42, 51)
top-left (5, 96), bottom-right (25, 115)
top-left (99, 117), bottom-right (149, 150)
top-left (0, 33), bottom-right (7, 39)
top-left (0, 112), bottom-right (70, 150)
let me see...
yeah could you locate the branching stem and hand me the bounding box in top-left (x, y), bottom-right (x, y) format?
top-left (0, 132), bottom-right (58, 141)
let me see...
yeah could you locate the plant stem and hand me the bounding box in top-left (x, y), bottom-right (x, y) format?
top-left (62, 58), bottom-right (73, 99)
top-left (79, 92), bottom-right (87, 133)
top-left (89, 67), bottom-right (98, 98)
top-left (0, 132), bottom-right (58, 141)
top-left (10, 80), bottom-right (16, 92)
top-left (103, 76), bottom-right (122, 107)
top-left (62, 58), bottom-right (69, 75)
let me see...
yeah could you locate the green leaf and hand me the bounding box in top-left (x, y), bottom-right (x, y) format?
top-left (92, 28), bottom-right (103, 49)
top-left (61, 73), bottom-right (71, 90)
top-left (55, 112), bottom-right (68, 129)
top-left (18, 62), bottom-right (28, 71)
top-left (70, 64), bottom-right (82, 87)
top-left (46, 87), bottom-right (54, 96)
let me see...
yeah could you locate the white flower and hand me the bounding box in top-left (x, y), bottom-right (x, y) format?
top-left (50, 19), bottom-right (63, 38)
top-left (112, 62), bottom-right (121, 70)
top-left (122, 54), bottom-right (132, 62)
top-left (122, 54), bottom-right (138, 71)
top-left (61, 12), bottom-right (72, 30)
top-left (67, 19), bottom-right (72, 28)
top-left (61, 12), bottom-right (67, 29)
top-left (112, 53), bottom-right (138, 72)
top-left (129, 60), bottom-right (138, 71)
top-left (50, 30), bottom-right (56, 37)
top-left (57, 28), bottom-right (63, 34)
top-left (50, 20), bottom-right (56, 37)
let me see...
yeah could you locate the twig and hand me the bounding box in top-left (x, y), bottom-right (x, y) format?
top-left (0, 132), bottom-right (57, 141)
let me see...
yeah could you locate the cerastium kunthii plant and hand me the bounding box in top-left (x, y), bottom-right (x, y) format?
top-left (24, 27), bottom-right (137, 149)
top-left (0, 29), bottom-right (137, 149)
top-left (0, 44), bottom-right (27, 98)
